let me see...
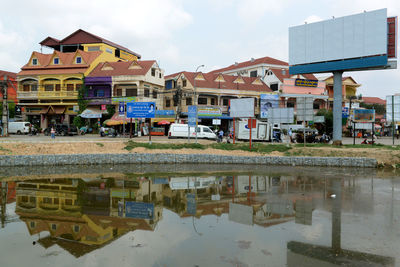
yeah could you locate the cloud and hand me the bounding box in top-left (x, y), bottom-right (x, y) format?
top-left (236, 0), bottom-right (289, 24)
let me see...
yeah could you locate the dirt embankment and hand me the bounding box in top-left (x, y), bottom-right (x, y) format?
top-left (0, 141), bottom-right (399, 167)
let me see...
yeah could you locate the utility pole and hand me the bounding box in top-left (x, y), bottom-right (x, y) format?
top-left (1, 75), bottom-right (9, 137)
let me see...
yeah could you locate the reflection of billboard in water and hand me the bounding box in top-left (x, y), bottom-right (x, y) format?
top-left (260, 94), bottom-right (279, 119)
top-left (125, 201), bottom-right (154, 219)
top-left (353, 109), bottom-right (375, 122)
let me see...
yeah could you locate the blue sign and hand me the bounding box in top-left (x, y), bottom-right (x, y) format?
top-left (152, 178), bottom-right (169, 184)
top-left (156, 110), bottom-right (175, 116)
top-left (127, 102), bottom-right (156, 118)
top-left (119, 102), bottom-right (125, 116)
top-left (342, 107), bottom-right (349, 118)
top-left (188, 105), bottom-right (197, 127)
top-left (125, 201), bottom-right (154, 219)
top-left (186, 193), bottom-right (196, 215)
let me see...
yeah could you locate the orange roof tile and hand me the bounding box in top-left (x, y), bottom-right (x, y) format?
top-left (209, 56), bottom-right (288, 74)
top-left (362, 97), bottom-right (386, 105)
top-left (87, 60), bottom-right (157, 77)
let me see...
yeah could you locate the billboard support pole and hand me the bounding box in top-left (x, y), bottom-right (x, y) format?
top-left (249, 118), bottom-right (252, 150)
top-left (333, 71), bottom-right (343, 145)
top-left (392, 95), bottom-right (395, 145)
top-left (353, 121), bottom-right (355, 145)
top-left (372, 122), bottom-right (374, 145)
top-left (130, 118), bottom-right (132, 139)
top-left (233, 117), bottom-right (236, 144)
top-left (149, 118), bottom-right (152, 145)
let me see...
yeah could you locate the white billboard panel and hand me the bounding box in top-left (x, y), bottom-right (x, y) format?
top-left (386, 95), bottom-right (400, 121)
top-left (296, 98), bottom-right (314, 121)
top-left (230, 98), bottom-right (254, 118)
top-left (289, 9), bottom-right (388, 66)
top-left (269, 108), bottom-right (294, 124)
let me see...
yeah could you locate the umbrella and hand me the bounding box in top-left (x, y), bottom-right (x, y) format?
top-left (157, 120), bottom-right (171, 125)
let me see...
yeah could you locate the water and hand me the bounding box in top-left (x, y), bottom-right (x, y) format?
top-left (0, 165), bottom-right (399, 267)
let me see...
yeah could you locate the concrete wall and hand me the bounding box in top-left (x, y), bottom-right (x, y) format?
top-left (0, 153), bottom-right (377, 168)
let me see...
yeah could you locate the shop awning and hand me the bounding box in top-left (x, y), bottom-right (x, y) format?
top-left (80, 108), bottom-right (107, 118)
top-left (152, 118), bottom-right (175, 123)
top-left (40, 106), bottom-right (65, 114)
top-left (103, 113), bottom-right (131, 126)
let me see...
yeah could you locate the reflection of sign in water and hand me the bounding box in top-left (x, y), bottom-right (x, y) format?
top-left (118, 201), bottom-right (124, 217)
top-left (353, 109), bottom-right (375, 122)
top-left (125, 201), bottom-right (154, 219)
top-left (295, 79), bottom-right (318, 87)
top-left (295, 199), bottom-right (313, 225)
top-left (152, 178), bottom-right (169, 184)
top-left (260, 94), bottom-right (279, 119)
top-left (229, 203), bottom-right (253, 225)
top-left (188, 105), bottom-right (197, 127)
top-left (186, 193), bottom-right (196, 215)
top-left (127, 102), bottom-right (156, 118)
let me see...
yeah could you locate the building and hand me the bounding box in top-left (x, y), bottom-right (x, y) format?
top-left (319, 76), bottom-right (361, 110)
top-left (17, 29), bottom-right (140, 129)
top-left (0, 70), bottom-right (18, 104)
top-left (209, 56), bottom-right (317, 92)
top-left (164, 71), bottom-right (272, 130)
top-left (362, 97), bottom-right (386, 106)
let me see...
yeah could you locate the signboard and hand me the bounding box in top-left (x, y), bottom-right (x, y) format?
top-left (260, 94), bottom-right (279, 119)
top-left (118, 102), bottom-right (125, 116)
top-left (294, 79), bottom-right (318, 87)
top-left (353, 109), bottom-right (375, 122)
top-left (73, 105), bottom-right (79, 112)
top-left (156, 110), bottom-right (175, 116)
top-left (289, 9), bottom-right (389, 73)
top-left (355, 122), bottom-right (374, 130)
top-left (15, 105), bottom-right (21, 115)
top-left (342, 107), bottom-right (349, 118)
top-left (228, 203), bottom-right (253, 225)
top-left (112, 96), bottom-right (136, 104)
top-left (188, 105), bottom-right (197, 127)
top-left (386, 95), bottom-right (400, 122)
top-left (268, 108), bottom-right (294, 124)
top-left (186, 193), bottom-right (196, 215)
top-left (126, 102), bottom-right (156, 118)
top-left (314, 116), bottom-right (325, 123)
top-left (125, 201), bottom-right (154, 219)
top-left (212, 119), bottom-right (221, 125)
top-left (211, 194), bottom-right (220, 201)
top-left (111, 189), bottom-right (129, 198)
top-left (230, 98), bottom-right (255, 118)
top-left (101, 104), bottom-right (106, 111)
top-left (152, 178), bottom-right (169, 184)
top-left (296, 98), bottom-right (314, 121)
top-left (198, 106), bottom-right (222, 117)
top-left (80, 108), bottom-right (102, 119)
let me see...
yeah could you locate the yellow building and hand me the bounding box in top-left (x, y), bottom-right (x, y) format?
top-left (321, 76), bottom-right (361, 110)
top-left (17, 29), bottom-right (140, 129)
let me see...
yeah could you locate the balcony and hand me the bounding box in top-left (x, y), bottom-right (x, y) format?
top-left (39, 91), bottom-right (78, 98)
top-left (17, 91), bottom-right (38, 99)
top-left (39, 202), bottom-right (60, 210)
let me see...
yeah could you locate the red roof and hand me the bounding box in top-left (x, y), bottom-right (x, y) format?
top-left (87, 60), bottom-right (156, 77)
top-left (0, 70), bottom-right (16, 79)
top-left (167, 71), bottom-right (272, 92)
top-left (40, 29), bottom-right (141, 59)
top-left (362, 97), bottom-right (386, 105)
top-left (209, 56), bottom-right (288, 74)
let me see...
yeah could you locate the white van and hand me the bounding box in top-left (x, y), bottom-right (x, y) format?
top-left (168, 123), bottom-right (217, 140)
top-left (8, 122), bottom-right (31, 134)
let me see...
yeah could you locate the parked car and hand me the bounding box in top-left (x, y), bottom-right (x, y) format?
top-left (44, 124), bottom-right (78, 136)
top-left (168, 123), bottom-right (217, 140)
top-left (8, 122), bottom-right (31, 134)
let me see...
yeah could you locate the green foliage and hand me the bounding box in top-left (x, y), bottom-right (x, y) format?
top-left (0, 101), bottom-right (15, 118)
top-left (96, 143), bottom-right (104, 147)
top-left (73, 116), bottom-right (85, 128)
top-left (106, 104), bottom-right (115, 118)
top-left (360, 102), bottom-right (385, 115)
top-left (316, 109), bottom-right (333, 135)
top-left (77, 78), bottom-right (89, 114)
top-left (125, 141), bottom-right (205, 150)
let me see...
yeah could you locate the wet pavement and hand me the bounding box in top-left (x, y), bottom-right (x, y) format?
top-left (0, 165), bottom-right (399, 266)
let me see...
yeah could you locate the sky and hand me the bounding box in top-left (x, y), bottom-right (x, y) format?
top-left (0, 0), bottom-right (399, 98)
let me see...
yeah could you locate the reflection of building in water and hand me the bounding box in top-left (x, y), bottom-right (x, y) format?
top-left (15, 178), bottom-right (162, 257)
top-left (1, 182), bottom-right (17, 228)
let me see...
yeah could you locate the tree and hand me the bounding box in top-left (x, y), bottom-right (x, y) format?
top-left (73, 78), bottom-right (89, 129)
top-left (360, 102), bottom-right (385, 115)
top-left (106, 104), bottom-right (115, 119)
top-left (316, 109), bottom-right (333, 135)
top-left (0, 101), bottom-right (15, 118)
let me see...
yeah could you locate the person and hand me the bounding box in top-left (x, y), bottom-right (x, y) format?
top-left (288, 128), bottom-right (292, 143)
top-left (50, 127), bottom-right (55, 139)
top-left (218, 129), bottom-right (224, 143)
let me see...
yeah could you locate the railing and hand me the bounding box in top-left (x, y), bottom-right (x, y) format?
top-left (17, 91), bottom-right (38, 98)
top-left (38, 91), bottom-right (78, 98)
top-left (39, 202), bottom-right (60, 210)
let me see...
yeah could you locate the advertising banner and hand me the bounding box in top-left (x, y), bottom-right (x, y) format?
top-left (127, 102), bottom-right (156, 118)
top-left (230, 98), bottom-right (255, 118)
top-left (118, 102), bottom-right (125, 116)
top-left (188, 105), bottom-right (197, 127)
top-left (294, 79), bottom-right (318, 87)
top-left (198, 106), bottom-right (222, 117)
top-left (353, 109), bottom-right (375, 122)
top-left (260, 94), bottom-right (279, 119)
top-left (112, 96), bottom-right (136, 104)
top-left (125, 201), bottom-right (154, 219)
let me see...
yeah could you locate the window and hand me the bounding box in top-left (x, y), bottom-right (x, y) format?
top-left (250, 70), bottom-right (258, 77)
top-left (203, 128), bottom-right (212, 133)
top-left (23, 84), bottom-right (30, 92)
top-left (53, 58), bottom-right (59, 64)
top-left (54, 198), bottom-right (59, 205)
top-left (31, 84), bottom-right (38, 91)
top-left (106, 48), bottom-right (113, 54)
top-left (76, 57), bottom-right (82, 64)
top-left (152, 90), bottom-right (157, 99)
top-left (151, 69), bottom-right (156, 76)
top-left (211, 98), bottom-right (216, 105)
top-left (43, 197), bottom-right (52, 204)
top-left (223, 99), bottom-right (229, 106)
top-left (144, 89), bottom-right (150, 97)
top-left (96, 89), bottom-right (105, 97)
top-left (75, 84), bottom-right (81, 91)
top-left (66, 84), bottom-right (74, 91)
top-left (88, 46), bottom-right (100, 51)
top-left (173, 98), bottom-right (178, 106)
top-left (44, 84), bottom-right (54, 91)
top-left (126, 88), bottom-right (137, 97)
top-left (30, 221), bottom-right (36, 228)
top-left (313, 103), bottom-right (320, 110)
top-left (65, 199), bottom-right (73, 205)
top-left (32, 58), bottom-right (38, 65)
top-left (116, 88), bottom-right (123, 96)
top-left (270, 83), bottom-right (279, 91)
top-left (74, 225), bottom-right (80, 233)
top-left (182, 80), bottom-right (187, 87)
top-left (159, 73), bottom-right (162, 78)
top-left (198, 97), bottom-right (207, 105)
top-left (186, 97), bottom-right (192, 106)
top-left (166, 99), bottom-right (171, 107)
top-left (30, 196), bottom-right (36, 203)
top-left (287, 102), bottom-right (295, 108)
top-left (254, 98), bottom-right (258, 107)
top-left (51, 224), bottom-right (57, 230)
top-left (55, 84), bottom-right (61, 91)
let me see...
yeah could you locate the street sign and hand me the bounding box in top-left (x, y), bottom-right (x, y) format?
top-left (118, 102), bottom-right (125, 116)
top-left (125, 201), bottom-right (154, 219)
top-left (342, 107), bottom-right (349, 118)
top-left (188, 105), bottom-right (197, 127)
top-left (212, 119), bottom-right (221, 125)
top-left (126, 102), bottom-right (156, 118)
top-left (15, 105), bottom-right (21, 115)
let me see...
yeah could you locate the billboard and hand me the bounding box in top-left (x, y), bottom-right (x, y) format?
top-left (230, 98), bottom-right (255, 118)
top-left (260, 94), bottom-right (279, 119)
top-left (126, 102), bottom-right (156, 118)
top-left (353, 109), bottom-right (375, 122)
top-left (198, 106), bottom-right (221, 117)
top-left (268, 108), bottom-right (294, 123)
top-left (289, 9), bottom-right (390, 73)
top-left (296, 98), bottom-right (314, 121)
top-left (386, 95), bottom-right (400, 122)
top-left (188, 105), bottom-right (197, 127)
